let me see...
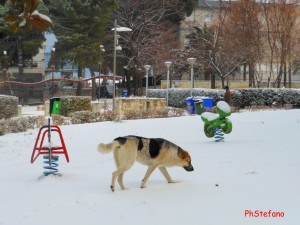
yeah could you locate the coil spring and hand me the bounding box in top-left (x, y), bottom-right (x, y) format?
top-left (43, 155), bottom-right (59, 175)
top-left (213, 127), bottom-right (224, 142)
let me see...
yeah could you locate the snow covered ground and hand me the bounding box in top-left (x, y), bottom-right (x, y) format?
top-left (1, 109), bottom-right (300, 225)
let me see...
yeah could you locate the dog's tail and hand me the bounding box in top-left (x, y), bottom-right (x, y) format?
top-left (97, 141), bottom-right (120, 154)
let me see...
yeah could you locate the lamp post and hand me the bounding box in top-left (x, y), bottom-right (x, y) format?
top-left (144, 65), bottom-right (151, 97)
top-left (187, 58), bottom-right (196, 97)
top-left (112, 19), bottom-right (132, 110)
top-left (98, 45), bottom-right (105, 101)
top-left (164, 61), bottom-right (172, 107)
top-left (3, 51), bottom-right (7, 95)
top-left (52, 48), bottom-right (55, 98)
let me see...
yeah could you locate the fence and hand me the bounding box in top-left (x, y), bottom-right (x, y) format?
top-left (0, 75), bottom-right (125, 105)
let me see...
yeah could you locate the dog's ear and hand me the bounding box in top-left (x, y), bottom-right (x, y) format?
top-left (179, 150), bottom-right (188, 160)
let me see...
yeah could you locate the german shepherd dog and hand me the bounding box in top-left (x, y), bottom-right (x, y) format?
top-left (97, 135), bottom-right (194, 191)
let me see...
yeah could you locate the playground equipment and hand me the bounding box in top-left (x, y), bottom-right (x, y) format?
top-left (201, 101), bottom-right (232, 142)
top-left (31, 98), bottom-right (69, 175)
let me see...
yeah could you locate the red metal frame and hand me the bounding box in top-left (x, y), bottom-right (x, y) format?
top-left (31, 125), bottom-right (69, 164)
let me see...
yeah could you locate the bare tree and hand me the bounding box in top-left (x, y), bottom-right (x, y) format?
top-left (111, 0), bottom-right (198, 94)
top-left (262, 0), bottom-right (299, 88)
top-left (187, 1), bottom-right (246, 88)
top-left (111, 0), bottom-right (167, 95)
top-left (225, 0), bottom-right (263, 87)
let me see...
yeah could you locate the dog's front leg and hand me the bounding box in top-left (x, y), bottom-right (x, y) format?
top-left (159, 167), bottom-right (176, 183)
top-left (141, 165), bottom-right (157, 188)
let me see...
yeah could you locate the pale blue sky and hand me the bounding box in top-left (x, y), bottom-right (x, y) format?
top-left (45, 32), bottom-right (57, 53)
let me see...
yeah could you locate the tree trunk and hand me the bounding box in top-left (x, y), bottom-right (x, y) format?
top-left (221, 76), bottom-right (225, 89)
top-left (288, 62), bottom-right (292, 88)
top-left (267, 61), bottom-right (272, 88)
top-left (76, 65), bottom-right (83, 96)
top-left (89, 65), bottom-right (97, 100)
top-left (210, 71), bottom-right (215, 89)
top-left (139, 71), bottom-right (143, 96)
top-left (17, 38), bottom-right (28, 105)
top-left (133, 72), bottom-right (138, 96)
top-left (283, 63), bottom-right (287, 88)
top-left (249, 63), bottom-right (253, 88)
top-left (276, 63), bottom-right (283, 88)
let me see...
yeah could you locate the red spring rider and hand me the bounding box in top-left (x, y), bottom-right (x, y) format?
top-left (31, 98), bottom-right (69, 175)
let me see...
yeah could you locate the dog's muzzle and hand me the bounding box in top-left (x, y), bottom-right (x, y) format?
top-left (184, 165), bottom-right (194, 172)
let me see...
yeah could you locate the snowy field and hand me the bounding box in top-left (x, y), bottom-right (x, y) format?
top-left (1, 109), bottom-right (300, 225)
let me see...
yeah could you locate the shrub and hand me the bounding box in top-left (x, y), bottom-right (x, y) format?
top-left (148, 88), bottom-right (300, 108)
top-left (70, 111), bottom-right (93, 124)
top-left (51, 114), bottom-right (69, 126)
top-left (36, 115), bottom-right (47, 127)
top-left (8, 116), bottom-right (36, 133)
top-left (121, 108), bottom-right (184, 120)
top-left (60, 96), bottom-right (92, 116)
top-left (0, 95), bottom-right (18, 119)
top-left (0, 119), bottom-right (8, 135)
top-left (101, 110), bottom-right (120, 121)
top-left (122, 110), bottom-right (141, 120)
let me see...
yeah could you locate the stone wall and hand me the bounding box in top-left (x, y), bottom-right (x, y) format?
top-left (114, 98), bottom-right (166, 115)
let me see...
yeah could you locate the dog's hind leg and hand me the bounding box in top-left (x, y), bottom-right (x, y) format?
top-left (159, 167), bottom-right (176, 183)
top-left (111, 145), bottom-right (136, 191)
top-left (111, 169), bottom-right (125, 192)
top-left (141, 165), bottom-right (157, 188)
top-left (117, 173), bottom-right (126, 190)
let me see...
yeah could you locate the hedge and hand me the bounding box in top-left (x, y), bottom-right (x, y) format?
top-left (148, 88), bottom-right (300, 108)
top-left (59, 96), bottom-right (92, 116)
top-left (0, 116), bottom-right (37, 135)
top-left (0, 95), bottom-right (18, 119)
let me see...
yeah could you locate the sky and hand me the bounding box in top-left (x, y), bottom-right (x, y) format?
top-left (44, 33), bottom-right (57, 53)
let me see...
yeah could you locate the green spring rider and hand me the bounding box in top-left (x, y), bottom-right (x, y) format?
top-left (201, 101), bottom-right (232, 142)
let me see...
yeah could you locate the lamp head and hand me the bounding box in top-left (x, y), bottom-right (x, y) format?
top-left (3, 51), bottom-right (7, 55)
top-left (187, 58), bottom-right (196, 66)
top-left (52, 48), bottom-right (55, 52)
top-left (115, 45), bottom-right (122, 51)
top-left (164, 61), bottom-right (172, 68)
top-left (112, 26), bottom-right (132, 32)
top-left (144, 65), bottom-right (151, 71)
top-left (100, 45), bottom-right (105, 52)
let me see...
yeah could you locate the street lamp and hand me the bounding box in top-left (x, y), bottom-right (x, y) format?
top-left (3, 51), bottom-right (7, 95)
top-left (98, 45), bottom-right (105, 101)
top-left (52, 48), bottom-right (55, 98)
top-left (164, 61), bottom-right (172, 107)
top-left (144, 65), bottom-right (151, 97)
top-left (112, 19), bottom-right (132, 110)
top-left (187, 58), bottom-right (196, 97)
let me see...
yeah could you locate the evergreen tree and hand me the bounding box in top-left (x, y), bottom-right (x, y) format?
top-left (44, 0), bottom-right (117, 99)
top-left (0, 1), bottom-right (49, 104)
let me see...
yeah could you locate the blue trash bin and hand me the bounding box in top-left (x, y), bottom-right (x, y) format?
top-left (122, 90), bottom-right (128, 97)
top-left (186, 97), bottom-right (195, 114)
top-left (201, 97), bottom-right (214, 111)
